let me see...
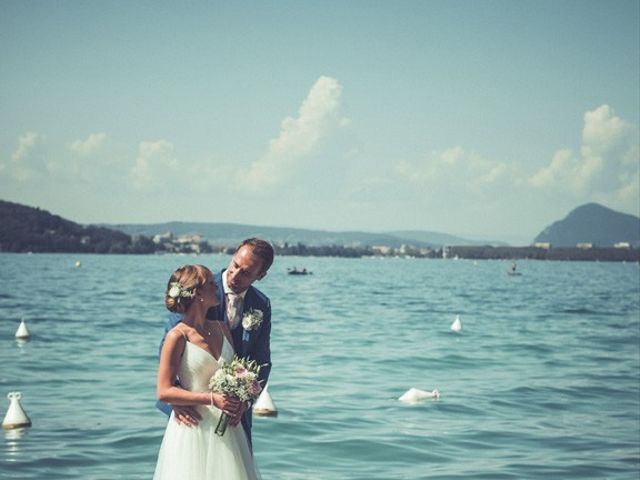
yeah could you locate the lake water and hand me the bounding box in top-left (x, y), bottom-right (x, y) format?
top-left (0, 253), bottom-right (638, 479)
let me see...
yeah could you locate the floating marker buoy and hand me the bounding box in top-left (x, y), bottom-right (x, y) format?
top-left (2, 392), bottom-right (32, 430)
top-left (253, 384), bottom-right (278, 417)
top-left (450, 315), bottom-right (462, 332)
top-left (398, 387), bottom-right (440, 404)
top-left (75, 260), bottom-right (82, 268)
top-left (15, 320), bottom-right (30, 339)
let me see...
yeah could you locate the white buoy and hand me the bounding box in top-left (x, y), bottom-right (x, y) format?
top-left (75, 260), bottom-right (82, 268)
top-left (450, 315), bottom-right (462, 332)
top-left (398, 387), bottom-right (440, 404)
top-left (253, 384), bottom-right (278, 417)
top-left (2, 392), bottom-right (32, 430)
top-left (15, 320), bottom-right (30, 339)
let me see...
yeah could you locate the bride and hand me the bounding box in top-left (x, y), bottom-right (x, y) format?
top-left (153, 264), bottom-right (260, 480)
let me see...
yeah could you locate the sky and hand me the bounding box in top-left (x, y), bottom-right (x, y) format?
top-left (1, 0), bottom-right (638, 245)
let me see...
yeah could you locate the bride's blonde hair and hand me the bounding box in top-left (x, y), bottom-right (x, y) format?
top-left (165, 264), bottom-right (213, 313)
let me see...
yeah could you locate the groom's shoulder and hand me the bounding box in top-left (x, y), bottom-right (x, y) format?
top-left (248, 285), bottom-right (270, 306)
top-left (166, 312), bottom-right (184, 328)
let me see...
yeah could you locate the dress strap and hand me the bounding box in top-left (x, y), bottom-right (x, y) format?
top-left (177, 329), bottom-right (189, 358)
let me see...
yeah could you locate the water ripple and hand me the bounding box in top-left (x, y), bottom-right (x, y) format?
top-left (0, 255), bottom-right (638, 479)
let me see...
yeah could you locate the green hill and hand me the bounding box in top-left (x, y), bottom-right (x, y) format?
top-left (0, 200), bottom-right (156, 253)
top-left (534, 203), bottom-right (640, 247)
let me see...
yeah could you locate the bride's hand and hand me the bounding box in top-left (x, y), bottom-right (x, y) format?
top-left (172, 405), bottom-right (202, 427)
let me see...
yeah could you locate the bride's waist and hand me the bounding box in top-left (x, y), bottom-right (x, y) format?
top-left (176, 386), bottom-right (224, 416)
top-left (197, 401), bottom-right (223, 416)
top-left (170, 404), bottom-right (222, 426)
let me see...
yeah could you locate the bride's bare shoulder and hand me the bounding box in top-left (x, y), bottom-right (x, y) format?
top-left (167, 323), bottom-right (191, 343)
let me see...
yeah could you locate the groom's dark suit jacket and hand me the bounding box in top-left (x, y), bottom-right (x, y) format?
top-left (156, 269), bottom-right (272, 446)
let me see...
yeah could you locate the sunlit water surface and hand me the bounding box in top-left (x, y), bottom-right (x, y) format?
top-left (1, 254), bottom-right (638, 479)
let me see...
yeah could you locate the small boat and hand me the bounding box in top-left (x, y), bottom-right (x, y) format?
top-left (287, 267), bottom-right (312, 275)
top-left (507, 262), bottom-right (522, 276)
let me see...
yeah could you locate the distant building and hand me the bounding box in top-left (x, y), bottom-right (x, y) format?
top-left (176, 234), bottom-right (203, 244)
top-left (614, 242), bottom-right (631, 249)
top-left (533, 242), bottom-right (551, 249)
top-left (371, 245), bottom-right (391, 255)
top-left (153, 232), bottom-right (174, 244)
top-left (576, 242), bottom-right (593, 249)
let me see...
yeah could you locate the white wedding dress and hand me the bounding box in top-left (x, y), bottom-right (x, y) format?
top-left (153, 336), bottom-right (260, 480)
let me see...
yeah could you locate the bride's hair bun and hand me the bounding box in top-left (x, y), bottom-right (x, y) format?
top-left (165, 264), bottom-right (213, 313)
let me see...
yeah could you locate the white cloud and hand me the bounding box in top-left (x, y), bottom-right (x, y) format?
top-left (530, 105), bottom-right (639, 207)
top-left (239, 76), bottom-right (345, 190)
top-left (441, 146), bottom-right (465, 166)
top-left (68, 133), bottom-right (107, 156)
top-left (11, 132), bottom-right (41, 162)
top-left (3, 131), bottom-right (48, 182)
top-left (130, 139), bottom-right (177, 190)
top-left (528, 147), bottom-right (604, 194)
top-left (582, 105), bottom-right (632, 156)
top-left (393, 105), bottom-right (638, 218)
top-left (396, 146), bottom-right (513, 191)
top-left (529, 148), bottom-right (578, 189)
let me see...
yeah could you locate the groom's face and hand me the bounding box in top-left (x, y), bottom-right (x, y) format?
top-left (226, 245), bottom-right (266, 293)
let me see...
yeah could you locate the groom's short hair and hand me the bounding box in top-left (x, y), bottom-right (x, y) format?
top-left (238, 238), bottom-right (274, 274)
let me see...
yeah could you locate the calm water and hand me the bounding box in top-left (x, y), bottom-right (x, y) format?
top-left (0, 254), bottom-right (638, 479)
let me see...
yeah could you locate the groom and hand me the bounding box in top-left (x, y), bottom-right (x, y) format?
top-left (157, 237), bottom-right (274, 446)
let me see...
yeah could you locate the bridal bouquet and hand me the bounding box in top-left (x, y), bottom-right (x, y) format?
top-left (209, 356), bottom-right (263, 436)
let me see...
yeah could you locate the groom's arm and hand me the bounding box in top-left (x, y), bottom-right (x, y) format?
top-left (253, 299), bottom-right (272, 387)
top-left (230, 300), bottom-right (271, 429)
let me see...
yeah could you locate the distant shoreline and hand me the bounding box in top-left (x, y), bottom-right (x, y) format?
top-left (3, 199), bottom-right (638, 260)
top-left (275, 244), bottom-right (640, 262)
top-left (439, 246), bottom-right (640, 262)
top-left (2, 245), bottom-right (638, 262)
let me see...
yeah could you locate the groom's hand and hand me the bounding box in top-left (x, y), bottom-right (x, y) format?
top-left (216, 394), bottom-right (243, 422)
top-left (172, 405), bottom-right (202, 427)
top-left (228, 400), bottom-right (248, 427)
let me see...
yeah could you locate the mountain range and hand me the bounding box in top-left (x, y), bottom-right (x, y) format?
top-left (108, 203), bottom-right (639, 248)
top-left (1, 199), bottom-right (638, 252)
top-left (107, 222), bottom-right (503, 249)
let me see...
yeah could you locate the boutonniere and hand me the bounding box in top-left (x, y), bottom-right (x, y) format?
top-left (242, 309), bottom-right (263, 331)
top-left (241, 309), bottom-right (263, 342)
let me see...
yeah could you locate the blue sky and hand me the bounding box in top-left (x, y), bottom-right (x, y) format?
top-left (1, 0), bottom-right (638, 244)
